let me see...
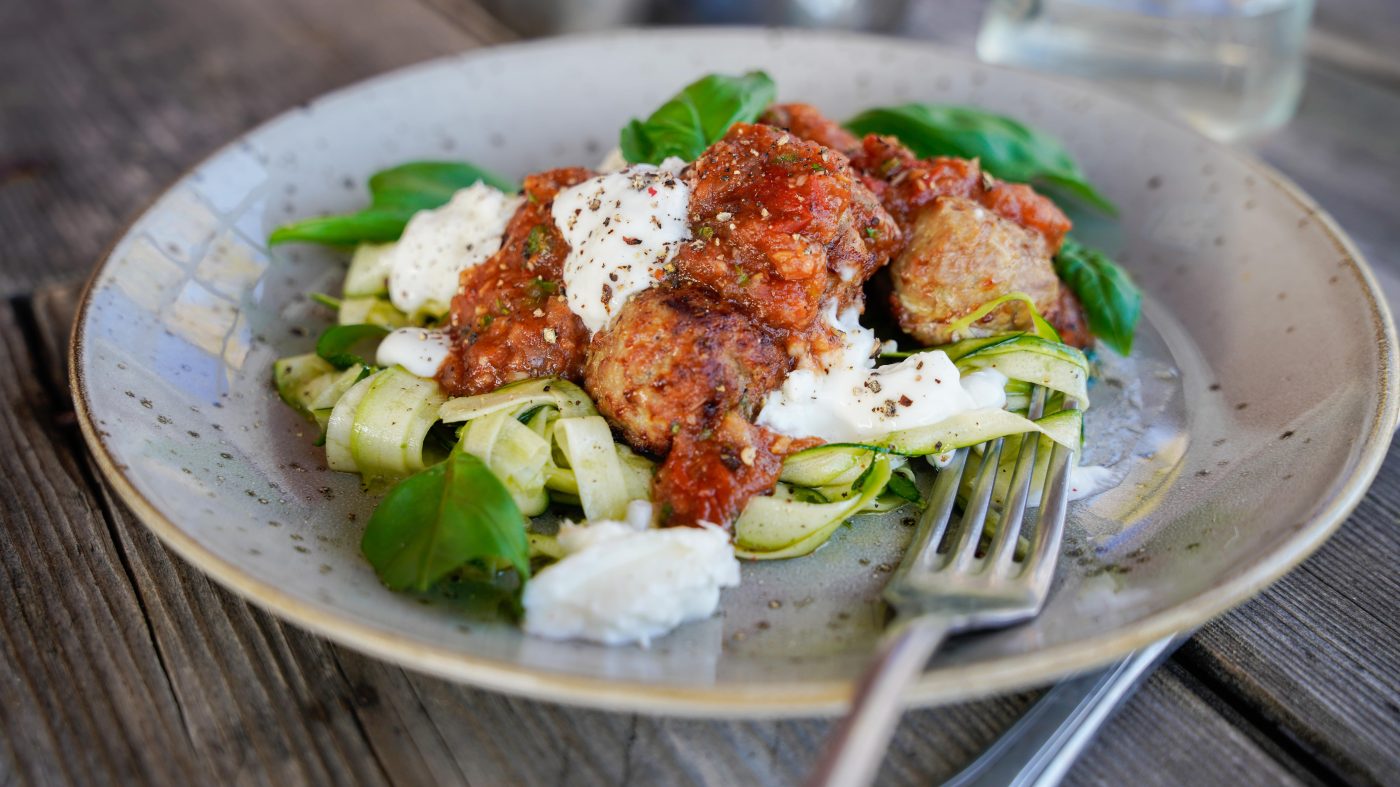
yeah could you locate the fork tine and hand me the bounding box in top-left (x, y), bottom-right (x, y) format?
top-left (986, 386), bottom-right (1047, 572)
top-left (1022, 403), bottom-right (1078, 591)
top-left (948, 437), bottom-right (1005, 572)
top-left (890, 448), bottom-right (967, 583)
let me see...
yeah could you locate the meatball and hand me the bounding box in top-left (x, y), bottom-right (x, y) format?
top-left (841, 134), bottom-right (1090, 345)
top-left (759, 102), bottom-right (861, 156)
top-left (849, 135), bottom-right (1071, 251)
top-left (675, 123), bottom-right (901, 332)
top-left (889, 196), bottom-right (1062, 346)
top-left (583, 287), bottom-right (789, 456)
top-left (1045, 286), bottom-right (1093, 348)
top-left (437, 168), bottom-right (593, 397)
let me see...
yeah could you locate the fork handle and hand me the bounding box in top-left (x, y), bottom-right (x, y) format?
top-left (805, 615), bottom-right (951, 787)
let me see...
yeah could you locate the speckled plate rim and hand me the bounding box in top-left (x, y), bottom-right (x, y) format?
top-left (70, 28), bottom-right (1399, 718)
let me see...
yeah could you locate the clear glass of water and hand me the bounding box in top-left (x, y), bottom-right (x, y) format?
top-left (977, 0), bottom-right (1315, 142)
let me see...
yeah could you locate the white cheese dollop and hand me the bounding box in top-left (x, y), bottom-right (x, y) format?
top-left (551, 158), bottom-right (690, 334)
top-left (385, 182), bottom-right (522, 317)
top-left (757, 304), bottom-right (1007, 443)
top-left (1068, 465), bottom-right (1116, 502)
top-left (375, 328), bottom-right (453, 378)
top-left (522, 502), bottom-right (740, 646)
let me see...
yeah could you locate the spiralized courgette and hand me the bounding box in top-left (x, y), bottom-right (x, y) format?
top-left (276, 287), bottom-right (1094, 563)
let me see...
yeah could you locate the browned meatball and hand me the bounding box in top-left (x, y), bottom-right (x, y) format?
top-left (1045, 286), bottom-right (1092, 348)
top-left (675, 123), bottom-right (901, 332)
top-left (437, 168), bottom-right (593, 397)
top-left (849, 136), bottom-right (1072, 251)
top-left (889, 196), bottom-right (1062, 346)
top-left (759, 103), bottom-right (861, 156)
top-left (587, 125), bottom-right (902, 528)
top-left (583, 287), bottom-right (790, 457)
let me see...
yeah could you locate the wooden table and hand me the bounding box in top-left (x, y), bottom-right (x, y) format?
top-left (3, 1), bottom-right (1397, 784)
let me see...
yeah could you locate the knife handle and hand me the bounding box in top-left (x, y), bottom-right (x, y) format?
top-left (943, 636), bottom-right (1184, 787)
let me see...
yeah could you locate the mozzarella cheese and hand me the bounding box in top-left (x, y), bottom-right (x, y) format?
top-left (385, 182), bottom-right (522, 317)
top-left (551, 158), bottom-right (690, 334)
top-left (375, 328), bottom-right (453, 378)
top-left (757, 303), bottom-right (1008, 443)
top-left (522, 502), bottom-right (740, 646)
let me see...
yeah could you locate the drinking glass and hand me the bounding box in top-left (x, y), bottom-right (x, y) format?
top-left (977, 0), bottom-right (1315, 141)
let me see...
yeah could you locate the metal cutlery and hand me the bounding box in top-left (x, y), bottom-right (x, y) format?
top-left (808, 388), bottom-right (1076, 787)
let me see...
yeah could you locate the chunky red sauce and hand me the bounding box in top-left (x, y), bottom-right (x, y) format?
top-left (437, 169), bottom-right (593, 397)
top-left (440, 109), bottom-right (1089, 528)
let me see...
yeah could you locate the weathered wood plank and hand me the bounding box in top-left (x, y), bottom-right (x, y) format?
top-left (1067, 665), bottom-right (1312, 787)
top-left (1178, 440), bottom-right (1400, 786)
top-left (84, 484), bottom-right (394, 786)
top-left (0, 0), bottom-right (496, 299)
top-left (0, 299), bottom-right (198, 785)
top-left (8, 0), bottom-right (1400, 783)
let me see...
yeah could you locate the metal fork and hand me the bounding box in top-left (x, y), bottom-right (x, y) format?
top-left (807, 388), bottom-right (1077, 787)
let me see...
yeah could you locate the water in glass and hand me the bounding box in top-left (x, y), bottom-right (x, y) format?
top-left (977, 0), bottom-right (1314, 141)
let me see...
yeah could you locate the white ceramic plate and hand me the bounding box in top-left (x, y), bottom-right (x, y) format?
top-left (72, 29), bottom-right (1398, 717)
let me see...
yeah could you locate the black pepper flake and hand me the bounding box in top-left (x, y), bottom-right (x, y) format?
top-left (622, 236), bottom-right (641, 245)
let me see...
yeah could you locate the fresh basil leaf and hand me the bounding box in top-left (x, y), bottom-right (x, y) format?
top-left (1053, 238), bottom-right (1141, 356)
top-left (620, 71), bottom-right (777, 164)
top-left (368, 161), bottom-right (518, 211)
top-left (885, 471), bottom-right (922, 505)
top-left (315, 323), bottom-right (389, 369)
top-left (844, 104), bottom-right (1116, 215)
top-left (269, 161), bottom-right (518, 246)
top-left (360, 449), bottom-right (530, 593)
top-left (268, 209), bottom-right (418, 246)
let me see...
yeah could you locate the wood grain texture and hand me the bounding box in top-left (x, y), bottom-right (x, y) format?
top-left (0, 299), bottom-right (198, 785)
top-left (0, 0), bottom-right (494, 299)
top-left (1067, 665), bottom-right (1312, 787)
top-left (6, 0), bottom-right (1400, 784)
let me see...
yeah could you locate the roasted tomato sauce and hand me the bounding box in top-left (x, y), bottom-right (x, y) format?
top-left (440, 109), bottom-right (1087, 528)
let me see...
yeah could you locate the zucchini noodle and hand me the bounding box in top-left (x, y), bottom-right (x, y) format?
top-left (276, 289), bottom-right (1094, 564)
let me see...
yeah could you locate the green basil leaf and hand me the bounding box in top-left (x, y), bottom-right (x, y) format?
top-left (885, 471), bottom-right (922, 505)
top-left (269, 209), bottom-right (418, 246)
top-left (315, 323), bottom-right (389, 369)
top-left (620, 71), bottom-right (777, 164)
top-left (269, 161), bottom-right (518, 246)
top-left (1053, 238), bottom-right (1141, 356)
top-left (844, 104), bottom-right (1116, 215)
top-left (368, 161), bottom-right (518, 211)
top-left (360, 449), bottom-right (530, 593)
